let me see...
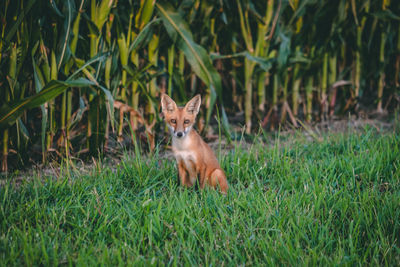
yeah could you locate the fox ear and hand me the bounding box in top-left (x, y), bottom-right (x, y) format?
top-left (185, 94), bottom-right (201, 115)
top-left (161, 94), bottom-right (177, 113)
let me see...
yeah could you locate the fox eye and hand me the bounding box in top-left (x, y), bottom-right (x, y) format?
top-left (171, 119), bottom-right (176, 124)
top-left (184, 120), bottom-right (190, 124)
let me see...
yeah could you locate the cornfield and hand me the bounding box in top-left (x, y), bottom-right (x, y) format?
top-left (1, 0), bottom-right (399, 172)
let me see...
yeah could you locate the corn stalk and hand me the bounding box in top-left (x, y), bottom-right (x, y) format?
top-left (321, 52), bottom-right (328, 120)
top-left (292, 47), bottom-right (301, 117)
top-left (395, 22), bottom-right (400, 88)
top-left (237, 0), bottom-right (274, 133)
top-left (328, 53), bottom-right (337, 116)
top-left (116, 0), bottom-right (156, 141)
top-left (167, 44), bottom-right (174, 96)
top-left (289, 0), bottom-right (304, 117)
top-left (352, 0), bottom-right (370, 107)
top-left (86, 0), bottom-right (115, 153)
top-left (377, 0), bottom-right (390, 113)
top-left (377, 31), bottom-right (387, 113)
top-left (257, 0), bottom-right (274, 112)
top-left (146, 33), bottom-right (159, 123)
top-left (1, 43), bottom-right (16, 172)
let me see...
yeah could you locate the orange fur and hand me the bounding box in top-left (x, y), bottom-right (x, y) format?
top-left (161, 94), bottom-right (228, 194)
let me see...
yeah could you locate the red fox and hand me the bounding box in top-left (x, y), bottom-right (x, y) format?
top-left (161, 94), bottom-right (228, 194)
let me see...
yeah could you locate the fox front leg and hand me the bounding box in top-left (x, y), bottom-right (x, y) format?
top-left (177, 160), bottom-right (190, 187)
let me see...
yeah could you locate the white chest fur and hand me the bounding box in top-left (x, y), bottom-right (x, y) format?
top-left (172, 136), bottom-right (197, 167)
top-left (174, 150), bottom-right (196, 166)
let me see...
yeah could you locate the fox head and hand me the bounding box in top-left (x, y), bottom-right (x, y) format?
top-left (161, 94), bottom-right (201, 138)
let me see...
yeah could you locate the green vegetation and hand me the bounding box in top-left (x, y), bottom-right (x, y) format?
top-left (1, 1), bottom-right (399, 264)
top-left (1, 0), bottom-right (400, 171)
top-left (1, 128), bottom-right (399, 265)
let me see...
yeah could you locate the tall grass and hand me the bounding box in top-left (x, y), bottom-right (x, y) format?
top-left (0, 128), bottom-right (399, 265)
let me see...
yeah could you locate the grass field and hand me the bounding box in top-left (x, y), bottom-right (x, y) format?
top-left (1, 126), bottom-right (399, 266)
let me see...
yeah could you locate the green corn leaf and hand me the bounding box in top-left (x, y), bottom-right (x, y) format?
top-left (49, 0), bottom-right (64, 17)
top-left (210, 51), bottom-right (274, 72)
top-left (5, 0), bottom-right (37, 43)
top-left (32, 50), bottom-right (48, 155)
top-left (76, 63), bottom-right (114, 108)
top-left (17, 118), bottom-right (30, 141)
top-left (117, 33), bottom-right (129, 66)
top-left (140, 0), bottom-right (156, 29)
top-left (209, 51), bottom-right (249, 60)
top-left (73, 54), bottom-right (115, 129)
top-left (88, 94), bottom-right (107, 155)
top-left (95, 0), bottom-right (114, 30)
top-left (68, 52), bottom-right (110, 81)
top-left (68, 97), bottom-right (86, 130)
top-left (277, 31), bottom-right (291, 69)
top-left (157, 1), bottom-right (228, 133)
top-left (0, 79), bottom-right (96, 130)
top-left (85, 16), bottom-right (101, 37)
top-left (221, 106), bottom-right (231, 142)
top-left (57, 0), bottom-right (74, 70)
top-left (236, 0), bottom-right (252, 51)
top-left (244, 53), bottom-right (274, 71)
top-left (289, 51), bottom-right (311, 64)
top-left (371, 10), bottom-right (400, 21)
top-left (129, 19), bottom-right (160, 53)
top-left (40, 104), bottom-right (48, 156)
top-left (70, 5), bottom-right (82, 55)
top-left (288, 0), bottom-right (316, 25)
top-left (123, 63), bottom-right (154, 81)
top-left (32, 54), bottom-right (45, 92)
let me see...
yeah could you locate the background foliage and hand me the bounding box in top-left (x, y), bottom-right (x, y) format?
top-left (1, 0), bottom-right (400, 171)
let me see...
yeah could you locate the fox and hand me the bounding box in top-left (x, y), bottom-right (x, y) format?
top-left (161, 94), bottom-right (228, 194)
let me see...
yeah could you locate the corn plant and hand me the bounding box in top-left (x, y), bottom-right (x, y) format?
top-left (1, 0), bottom-right (400, 171)
top-left (236, 0), bottom-right (276, 133)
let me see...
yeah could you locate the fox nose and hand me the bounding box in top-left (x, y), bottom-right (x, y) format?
top-left (176, 132), bottom-right (183, 138)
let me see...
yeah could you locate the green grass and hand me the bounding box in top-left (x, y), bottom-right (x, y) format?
top-left (1, 127), bottom-right (399, 266)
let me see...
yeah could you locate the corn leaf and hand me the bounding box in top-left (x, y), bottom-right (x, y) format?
top-left (5, 0), bottom-right (37, 43)
top-left (32, 46), bottom-right (48, 157)
top-left (156, 1), bottom-right (229, 133)
top-left (210, 51), bottom-right (274, 72)
top-left (57, 0), bottom-right (74, 70)
top-left (140, 0), bottom-right (156, 28)
top-left (0, 79), bottom-right (96, 130)
top-left (128, 18), bottom-right (160, 53)
top-left (371, 10), bottom-right (400, 21)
